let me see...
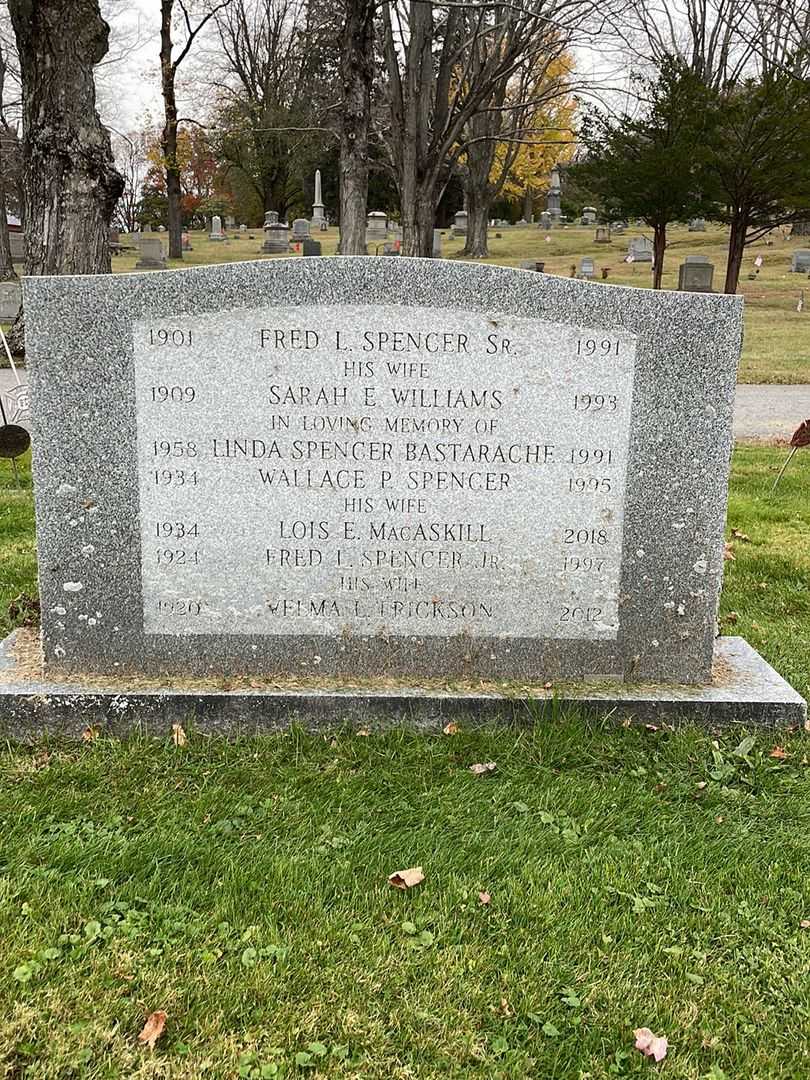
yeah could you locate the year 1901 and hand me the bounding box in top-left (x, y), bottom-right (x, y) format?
top-left (149, 328), bottom-right (192, 347)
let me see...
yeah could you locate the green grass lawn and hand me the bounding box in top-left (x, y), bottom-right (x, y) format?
top-left (0, 448), bottom-right (808, 1077)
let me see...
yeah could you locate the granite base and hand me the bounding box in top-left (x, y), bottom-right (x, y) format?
top-left (0, 633), bottom-right (805, 740)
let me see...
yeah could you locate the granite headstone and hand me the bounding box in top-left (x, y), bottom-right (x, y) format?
top-left (19, 256), bottom-right (750, 687)
top-left (678, 256), bottom-right (714, 293)
top-left (4, 257), bottom-right (805, 729)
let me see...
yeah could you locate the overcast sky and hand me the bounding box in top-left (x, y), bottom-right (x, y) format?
top-left (98, 0), bottom-right (188, 132)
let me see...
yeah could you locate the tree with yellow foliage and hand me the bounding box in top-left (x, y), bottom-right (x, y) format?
top-left (459, 51), bottom-right (575, 257)
top-left (497, 84), bottom-right (575, 221)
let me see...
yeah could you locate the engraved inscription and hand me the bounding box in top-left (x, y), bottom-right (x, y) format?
top-left (132, 304), bottom-right (636, 639)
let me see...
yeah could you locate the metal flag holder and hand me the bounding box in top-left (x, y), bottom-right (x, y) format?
top-left (0, 324), bottom-right (30, 488)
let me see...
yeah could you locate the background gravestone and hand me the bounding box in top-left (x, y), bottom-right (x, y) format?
top-left (291, 218), bottom-right (310, 241)
top-left (579, 256), bottom-right (595, 278)
top-left (263, 223), bottom-right (289, 253)
top-left (0, 281), bottom-right (21, 321)
top-left (209, 216), bottom-right (225, 241)
top-left (628, 236), bottom-right (654, 262)
top-left (790, 250), bottom-right (810, 273)
top-left (134, 237), bottom-right (166, 269)
top-left (302, 238), bottom-right (322, 256)
top-left (678, 255), bottom-right (714, 292)
top-left (366, 211), bottom-right (387, 243)
top-left (452, 210), bottom-right (467, 237)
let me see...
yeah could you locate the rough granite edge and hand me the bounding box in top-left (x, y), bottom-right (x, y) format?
top-left (0, 632), bottom-right (804, 738)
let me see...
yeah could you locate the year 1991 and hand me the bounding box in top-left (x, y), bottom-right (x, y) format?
top-left (577, 338), bottom-right (621, 357)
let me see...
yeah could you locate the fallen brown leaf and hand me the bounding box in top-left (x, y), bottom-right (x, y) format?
top-left (478, 890), bottom-right (491, 905)
top-left (769, 746), bottom-right (788, 760)
top-left (388, 866), bottom-right (425, 890)
top-left (800, 919), bottom-right (810, 929)
top-left (469, 762), bottom-right (497, 776)
top-left (82, 726), bottom-right (99, 742)
top-left (723, 542), bottom-right (736, 561)
top-left (443, 722), bottom-right (459, 735)
top-left (633, 1027), bottom-right (668, 1062)
top-left (137, 1010), bottom-right (167, 1050)
top-left (171, 724), bottom-right (187, 747)
top-left (696, 781), bottom-right (707, 790)
top-left (356, 728), bottom-right (370, 737)
top-left (731, 528), bottom-right (751, 543)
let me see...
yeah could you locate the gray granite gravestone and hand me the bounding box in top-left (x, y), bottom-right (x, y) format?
top-left (432, 230), bottom-right (442, 258)
top-left (291, 218), bottom-right (310, 242)
top-left (688, 218), bottom-right (706, 232)
top-left (366, 211), bottom-right (387, 242)
top-left (628, 236), bottom-right (654, 262)
top-left (595, 226), bottom-right (611, 243)
top-left (263, 223), bottom-right (289, 253)
top-left (790, 249), bottom-right (810, 273)
top-left (579, 256), bottom-right (595, 278)
top-left (678, 255), bottom-right (714, 293)
top-left (539, 211), bottom-right (551, 230)
top-left (581, 207), bottom-right (598, 225)
top-left (134, 236), bottom-right (166, 269)
top-left (265, 211), bottom-right (279, 226)
top-left (452, 211), bottom-right (467, 237)
top-left (209, 216), bottom-right (224, 241)
top-left (302, 239), bottom-right (322, 256)
top-left (2, 258), bottom-right (804, 733)
top-left (0, 280), bottom-right (21, 321)
top-left (181, 231), bottom-right (193, 252)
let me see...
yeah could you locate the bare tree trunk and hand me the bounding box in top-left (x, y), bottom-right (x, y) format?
top-left (523, 186), bottom-right (533, 221)
top-left (652, 222), bottom-right (666, 288)
top-left (725, 213), bottom-right (747, 293)
top-left (8, 0), bottom-right (123, 355)
top-left (0, 136), bottom-right (17, 282)
top-left (338, 0), bottom-right (373, 255)
top-left (0, 51), bottom-right (17, 283)
top-left (465, 186), bottom-right (489, 257)
top-left (161, 0), bottom-right (183, 260)
top-left (401, 175), bottom-right (435, 258)
top-left (0, 177), bottom-right (17, 282)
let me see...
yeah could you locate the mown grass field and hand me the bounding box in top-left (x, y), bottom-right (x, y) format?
top-left (0, 448), bottom-right (808, 1078)
top-left (101, 221), bottom-right (810, 385)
